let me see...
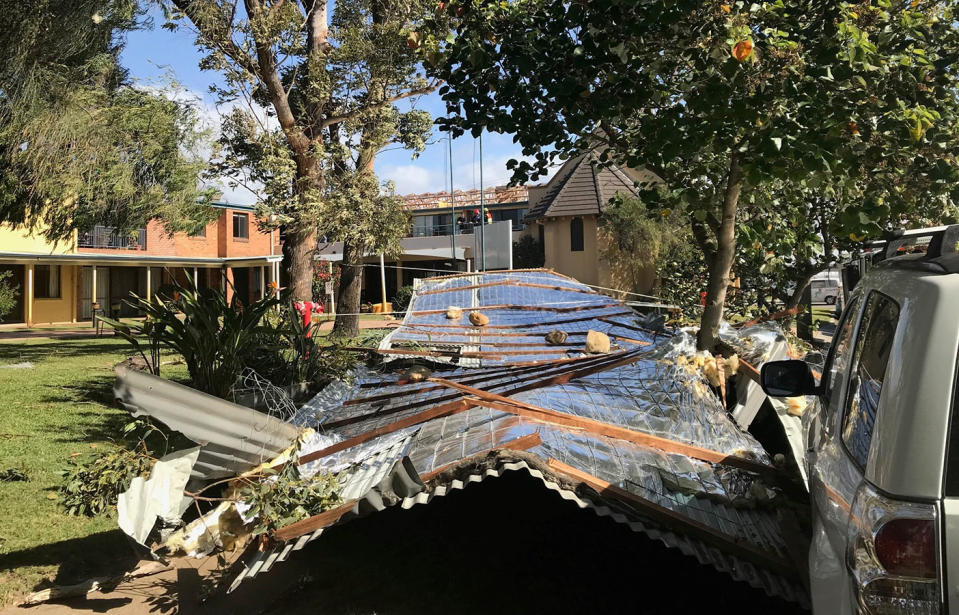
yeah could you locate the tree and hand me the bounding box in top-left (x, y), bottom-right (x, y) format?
top-left (598, 193), bottom-right (688, 297)
top-left (0, 271), bottom-right (19, 322)
top-left (0, 1), bottom-right (215, 239)
top-left (512, 234), bottom-right (544, 268)
top-left (163, 0), bottom-right (440, 337)
top-left (425, 0), bottom-right (959, 349)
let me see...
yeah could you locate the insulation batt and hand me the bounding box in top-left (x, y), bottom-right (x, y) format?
top-left (585, 330), bottom-right (611, 353)
top-left (468, 311), bottom-right (489, 326)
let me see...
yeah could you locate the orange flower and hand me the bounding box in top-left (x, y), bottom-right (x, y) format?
top-left (849, 121), bottom-right (860, 135)
top-left (732, 40), bottom-right (753, 62)
top-left (267, 281), bottom-right (279, 290)
top-left (720, 4), bottom-right (731, 12)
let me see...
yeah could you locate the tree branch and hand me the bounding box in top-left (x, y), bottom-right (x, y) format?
top-left (243, 0), bottom-right (311, 155)
top-left (170, 0), bottom-right (261, 78)
top-left (320, 82), bottom-right (440, 130)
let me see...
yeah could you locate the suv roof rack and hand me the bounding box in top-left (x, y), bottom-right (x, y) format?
top-left (876, 225), bottom-right (959, 260)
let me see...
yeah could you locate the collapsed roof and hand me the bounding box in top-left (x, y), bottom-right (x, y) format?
top-left (115, 270), bottom-right (806, 606)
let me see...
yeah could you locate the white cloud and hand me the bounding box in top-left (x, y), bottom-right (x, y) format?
top-left (381, 164), bottom-right (438, 194)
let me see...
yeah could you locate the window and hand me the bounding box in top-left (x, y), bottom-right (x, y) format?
top-left (232, 212), bottom-right (249, 240)
top-left (34, 265), bottom-right (60, 299)
top-left (570, 217), bottom-right (584, 252)
top-left (840, 292), bottom-right (900, 469)
top-left (824, 295), bottom-right (863, 413)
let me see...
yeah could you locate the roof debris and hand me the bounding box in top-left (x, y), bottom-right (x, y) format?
top-left (114, 269), bottom-right (807, 606)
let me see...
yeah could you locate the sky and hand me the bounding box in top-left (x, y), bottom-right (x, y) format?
top-left (119, 10), bottom-right (553, 204)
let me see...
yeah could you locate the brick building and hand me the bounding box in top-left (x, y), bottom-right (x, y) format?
top-left (0, 203), bottom-right (281, 326)
top-left (315, 186), bottom-right (531, 305)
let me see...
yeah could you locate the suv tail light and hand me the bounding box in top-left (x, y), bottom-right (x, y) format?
top-left (847, 483), bottom-right (941, 614)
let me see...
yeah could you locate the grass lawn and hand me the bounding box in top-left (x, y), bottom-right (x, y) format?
top-left (0, 328), bottom-right (393, 606)
top-left (0, 336), bottom-right (187, 606)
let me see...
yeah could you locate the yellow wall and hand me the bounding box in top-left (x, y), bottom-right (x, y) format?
top-left (0, 223), bottom-right (76, 255)
top-left (30, 265), bottom-right (78, 325)
top-left (542, 216), bottom-right (601, 286)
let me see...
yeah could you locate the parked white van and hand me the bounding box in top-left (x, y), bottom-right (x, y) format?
top-left (810, 275), bottom-right (842, 305)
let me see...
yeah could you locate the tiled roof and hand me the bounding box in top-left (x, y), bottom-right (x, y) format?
top-left (399, 185), bottom-right (529, 211)
top-left (525, 155), bottom-right (657, 220)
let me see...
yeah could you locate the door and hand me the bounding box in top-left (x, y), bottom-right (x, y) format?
top-left (807, 291), bottom-right (901, 613)
top-left (79, 267), bottom-right (110, 320)
top-left (232, 267), bottom-right (251, 306)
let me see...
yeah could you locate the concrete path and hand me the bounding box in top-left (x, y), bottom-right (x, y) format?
top-left (314, 318), bottom-right (398, 331)
top-left (0, 327), bottom-right (102, 341)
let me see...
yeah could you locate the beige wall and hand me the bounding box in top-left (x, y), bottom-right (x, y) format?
top-left (30, 265), bottom-right (78, 325)
top-left (538, 216), bottom-right (655, 295)
top-left (542, 215), bottom-right (601, 286)
top-left (0, 223), bottom-right (76, 255)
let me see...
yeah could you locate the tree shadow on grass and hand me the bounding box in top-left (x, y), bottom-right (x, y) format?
top-left (0, 340), bottom-right (132, 365)
top-left (0, 530), bottom-right (139, 595)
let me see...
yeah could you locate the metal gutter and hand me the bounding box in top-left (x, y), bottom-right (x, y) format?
top-left (0, 251), bottom-right (281, 267)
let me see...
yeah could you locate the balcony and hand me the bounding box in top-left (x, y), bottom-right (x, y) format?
top-left (409, 221), bottom-right (525, 238)
top-left (78, 226), bottom-right (147, 250)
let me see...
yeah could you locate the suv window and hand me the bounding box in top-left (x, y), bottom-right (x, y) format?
top-left (840, 292), bottom-right (900, 469)
top-left (824, 294), bottom-right (863, 413)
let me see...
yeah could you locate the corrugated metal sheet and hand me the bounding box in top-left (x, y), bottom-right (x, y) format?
top-left (224, 272), bottom-right (806, 604)
top-left (114, 367), bottom-right (300, 479)
top-left (229, 432), bottom-right (419, 590)
top-left (399, 460), bottom-right (808, 608)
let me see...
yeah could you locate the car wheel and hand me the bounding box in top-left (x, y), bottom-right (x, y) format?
top-left (825, 296), bottom-right (836, 305)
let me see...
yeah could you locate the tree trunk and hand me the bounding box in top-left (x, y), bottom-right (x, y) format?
top-left (332, 238), bottom-right (365, 338)
top-left (284, 226), bottom-right (316, 301)
top-left (696, 155), bottom-right (744, 351)
top-left (786, 270), bottom-right (818, 311)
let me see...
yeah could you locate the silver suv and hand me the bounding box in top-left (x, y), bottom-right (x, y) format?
top-left (762, 225), bottom-right (959, 614)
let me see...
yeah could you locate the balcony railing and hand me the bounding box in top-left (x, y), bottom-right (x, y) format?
top-left (409, 221), bottom-right (524, 237)
top-left (78, 226), bottom-right (147, 250)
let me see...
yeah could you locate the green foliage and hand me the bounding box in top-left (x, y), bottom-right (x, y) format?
top-left (393, 285), bottom-right (415, 312)
top-left (97, 314), bottom-right (164, 376)
top-left (122, 277), bottom-right (279, 399)
top-left (0, 270), bottom-right (20, 322)
top-left (600, 194), bottom-right (686, 270)
top-left (427, 0), bottom-right (959, 347)
top-left (163, 0), bottom-right (449, 302)
top-left (0, 467), bottom-right (28, 483)
top-left (239, 455), bottom-right (340, 537)
top-left (600, 194), bottom-right (701, 299)
top-left (0, 1), bottom-right (216, 240)
top-left (512, 235), bottom-right (545, 269)
top-left (252, 301), bottom-right (358, 387)
top-left (58, 445), bottom-right (153, 517)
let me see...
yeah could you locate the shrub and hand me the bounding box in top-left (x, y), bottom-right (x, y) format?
top-left (0, 270), bottom-right (20, 322)
top-left (393, 285), bottom-right (414, 312)
top-left (121, 279), bottom-right (279, 399)
top-left (249, 301), bottom-right (357, 388)
top-left (512, 235), bottom-right (544, 268)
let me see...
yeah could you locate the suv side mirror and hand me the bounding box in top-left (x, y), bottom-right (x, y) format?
top-left (761, 360), bottom-right (820, 397)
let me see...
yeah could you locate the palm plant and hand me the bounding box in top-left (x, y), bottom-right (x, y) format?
top-left (115, 276), bottom-right (278, 399)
